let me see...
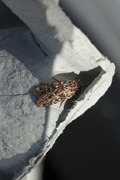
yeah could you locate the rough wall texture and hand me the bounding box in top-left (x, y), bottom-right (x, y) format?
top-left (0, 0), bottom-right (115, 179)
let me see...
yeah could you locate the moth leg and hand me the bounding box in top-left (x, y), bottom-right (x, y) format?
top-left (36, 99), bottom-right (41, 107)
top-left (59, 100), bottom-right (64, 107)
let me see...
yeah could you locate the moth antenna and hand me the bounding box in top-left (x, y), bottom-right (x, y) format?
top-left (52, 77), bottom-right (61, 82)
top-left (40, 82), bottom-right (46, 85)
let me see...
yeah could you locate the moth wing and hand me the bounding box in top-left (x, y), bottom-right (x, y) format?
top-left (34, 85), bottom-right (47, 98)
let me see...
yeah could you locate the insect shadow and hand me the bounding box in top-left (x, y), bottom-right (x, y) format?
top-left (29, 85), bottom-right (39, 106)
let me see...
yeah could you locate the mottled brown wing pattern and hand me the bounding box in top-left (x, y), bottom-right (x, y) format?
top-left (34, 80), bottom-right (81, 107)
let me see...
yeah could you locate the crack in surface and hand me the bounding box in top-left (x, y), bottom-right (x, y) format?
top-left (0, 93), bottom-right (29, 97)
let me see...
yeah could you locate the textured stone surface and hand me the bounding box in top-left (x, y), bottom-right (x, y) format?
top-left (0, 0), bottom-right (115, 179)
top-left (0, 26), bottom-right (115, 180)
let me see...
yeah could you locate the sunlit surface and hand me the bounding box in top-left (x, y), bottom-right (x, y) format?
top-left (0, 0), bottom-right (120, 179)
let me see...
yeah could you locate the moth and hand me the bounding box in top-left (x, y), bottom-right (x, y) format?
top-left (34, 78), bottom-right (82, 107)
